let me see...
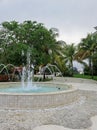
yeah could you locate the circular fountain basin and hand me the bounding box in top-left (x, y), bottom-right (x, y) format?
top-left (0, 82), bottom-right (78, 109)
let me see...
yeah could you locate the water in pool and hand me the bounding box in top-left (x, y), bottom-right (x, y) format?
top-left (0, 83), bottom-right (68, 93)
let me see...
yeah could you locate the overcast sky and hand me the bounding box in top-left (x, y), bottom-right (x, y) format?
top-left (0, 0), bottom-right (97, 44)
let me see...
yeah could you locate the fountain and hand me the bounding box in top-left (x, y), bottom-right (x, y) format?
top-left (46, 63), bottom-right (63, 76)
top-left (37, 63), bottom-right (63, 81)
top-left (0, 50), bottom-right (79, 109)
top-left (0, 63), bottom-right (22, 81)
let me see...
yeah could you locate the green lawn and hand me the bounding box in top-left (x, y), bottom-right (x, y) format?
top-left (73, 74), bottom-right (97, 81)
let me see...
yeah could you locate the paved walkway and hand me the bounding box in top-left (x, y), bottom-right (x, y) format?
top-left (33, 125), bottom-right (88, 130)
top-left (33, 115), bottom-right (97, 130)
top-left (33, 106), bottom-right (97, 130)
top-left (53, 77), bottom-right (97, 91)
top-left (33, 77), bottom-right (97, 130)
top-left (0, 77), bottom-right (97, 130)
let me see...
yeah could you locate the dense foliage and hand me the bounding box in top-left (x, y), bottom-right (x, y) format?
top-left (0, 21), bottom-right (56, 64)
top-left (75, 33), bottom-right (97, 77)
top-left (0, 20), bottom-right (97, 77)
top-left (0, 20), bottom-right (64, 74)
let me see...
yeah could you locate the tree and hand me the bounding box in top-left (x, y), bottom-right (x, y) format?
top-left (62, 43), bottom-right (76, 76)
top-left (0, 20), bottom-right (58, 69)
top-left (76, 33), bottom-right (97, 78)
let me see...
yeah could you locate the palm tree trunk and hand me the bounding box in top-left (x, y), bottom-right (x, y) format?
top-left (91, 52), bottom-right (94, 79)
top-left (70, 59), bottom-right (73, 76)
top-left (89, 56), bottom-right (93, 79)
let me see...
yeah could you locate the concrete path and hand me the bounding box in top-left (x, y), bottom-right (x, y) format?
top-left (33, 77), bottom-right (97, 130)
top-left (90, 116), bottom-right (97, 130)
top-left (53, 77), bottom-right (97, 91)
top-left (33, 115), bottom-right (97, 130)
top-left (33, 125), bottom-right (89, 130)
top-left (1, 77), bottom-right (97, 130)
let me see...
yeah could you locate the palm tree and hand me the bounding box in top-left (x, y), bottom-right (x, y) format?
top-left (76, 33), bottom-right (97, 78)
top-left (62, 43), bottom-right (76, 76)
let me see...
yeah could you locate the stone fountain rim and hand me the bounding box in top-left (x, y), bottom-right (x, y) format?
top-left (0, 82), bottom-right (77, 96)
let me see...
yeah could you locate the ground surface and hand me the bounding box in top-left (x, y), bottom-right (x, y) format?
top-left (0, 77), bottom-right (97, 130)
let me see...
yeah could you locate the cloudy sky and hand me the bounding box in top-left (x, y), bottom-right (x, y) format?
top-left (0, 0), bottom-right (97, 44)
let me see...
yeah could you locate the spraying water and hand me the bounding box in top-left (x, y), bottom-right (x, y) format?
top-left (21, 49), bottom-right (37, 90)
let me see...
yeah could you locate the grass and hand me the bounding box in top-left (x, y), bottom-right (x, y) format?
top-left (73, 74), bottom-right (97, 81)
